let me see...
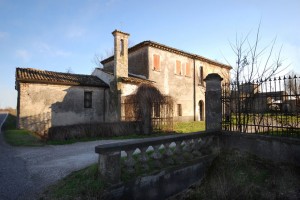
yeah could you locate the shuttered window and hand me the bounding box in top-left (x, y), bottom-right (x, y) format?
top-left (84, 91), bottom-right (92, 108)
top-left (185, 62), bottom-right (191, 76)
top-left (153, 54), bottom-right (160, 71)
top-left (176, 60), bottom-right (181, 75)
top-left (177, 104), bottom-right (182, 116)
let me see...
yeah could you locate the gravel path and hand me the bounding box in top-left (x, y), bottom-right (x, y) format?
top-left (0, 113), bottom-right (132, 200)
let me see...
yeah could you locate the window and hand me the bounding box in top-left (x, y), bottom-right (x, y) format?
top-left (153, 103), bottom-right (160, 117)
top-left (199, 66), bottom-right (204, 85)
top-left (177, 104), bottom-right (182, 116)
top-left (176, 60), bottom-right (181, 75)
top-left (120, 39), bottom-right (124, 56)
top-left (84, 91), bottom-right (92, 108)
top-left (185, 62), bottom-right (191, 76)
top-left (153, 54), bottom-right (160, 71)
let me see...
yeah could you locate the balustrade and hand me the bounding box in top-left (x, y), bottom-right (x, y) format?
top-left (95, 132), bottom-right (219, 184)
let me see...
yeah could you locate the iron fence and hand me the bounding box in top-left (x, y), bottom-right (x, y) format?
top-left (121, 97), bottom-right (173, 132)
top-left (221, 75), bottom-right (300, 136)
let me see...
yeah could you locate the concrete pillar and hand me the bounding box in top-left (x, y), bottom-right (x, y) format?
top-left (98, 151), bottom-right (121, 184)
top-left (111, 30), bottom-right (130, 121)
top-left (112, 30), bottom-right (130, 78)
top-left (204, 73), bottom-right (223, 132)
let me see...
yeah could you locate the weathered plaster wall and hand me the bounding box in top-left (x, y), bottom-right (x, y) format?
top-left (121, 83), bottom-right (138, 97)
top-left (102, 47), bottom-right (149, 78)
top-left (128, 47), bottom-right (149, 77)
top-left (148, 47), bottom-right (194, 121)
top-left (148, 47), bottom-right (230, 122)
top-left (220, 132), bottom-right (300, 166)
top-left (18, 83), bottom-right (105, 135)
top-left (102, 45), bottom-right (230, 122)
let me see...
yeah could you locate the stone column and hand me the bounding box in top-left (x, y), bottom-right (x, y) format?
top-left (204, 73), bottom-right (223, 132)
top-left (98, 151), bottom-right (121, 184)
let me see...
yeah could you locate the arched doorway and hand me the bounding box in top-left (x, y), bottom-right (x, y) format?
top-left (199, 100), bottom-right (204, 121)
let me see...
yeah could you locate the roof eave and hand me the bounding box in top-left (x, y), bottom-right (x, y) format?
top-left (16, 78), bottom-right (109, 88)
top-left (101, 41), bottom-right (232, 69)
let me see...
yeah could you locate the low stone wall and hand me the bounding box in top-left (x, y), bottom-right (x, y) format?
top-left (103, 155), bottom-right (216, 200)
top-left (48, 122), bottom-right (141, 140)
top-left (95, 132), bottom-right (220, 199)
top-left (220, 131), bottom-right (300, 166)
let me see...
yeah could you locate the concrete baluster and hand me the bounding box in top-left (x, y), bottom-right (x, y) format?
top-left (125, 149), bottom-right (135, 174)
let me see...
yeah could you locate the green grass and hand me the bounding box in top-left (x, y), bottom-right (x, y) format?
top-left (174, 121), bottom-right (205, 133)
top-left (40, 164), bottom-right (106, 200)
top-left (1, 113), bottom-right (44, 146)
top-left (185, 150), bottom-right (300, 200)
top-left (4, 129), bottom-right (44, 146)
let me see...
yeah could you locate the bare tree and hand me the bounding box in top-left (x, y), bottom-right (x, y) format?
top-left (285, 71), bottom-right (300, 97)
top-left (228, 23), bottom-right (286, 84)
top-left (92, 39), bottom-right (135, 68)
top-left (226, 23), bottom-right (287, 132)
top-left (65, 67), bottom-right (73, 73)
top-left (92, 53), bottom-right (105, 68)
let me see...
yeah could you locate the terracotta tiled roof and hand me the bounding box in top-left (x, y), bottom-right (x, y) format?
top-left (101, 40), bottom-right (232, 69)
top-left (119, 76), bottom-right (154, 84)
top-left (97, 68), bottom-right (154, 84)
top-left (16, 68), bottom-right (108, 87)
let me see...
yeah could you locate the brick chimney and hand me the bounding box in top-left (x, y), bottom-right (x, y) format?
top-left (112, 30), bottom-right (130, 78)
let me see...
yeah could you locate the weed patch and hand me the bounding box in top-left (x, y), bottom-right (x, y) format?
top-left (183, 150), bottom-right (300, 200)
top-left (4, 129), bottom-right (44, 146)
top-left (41, 164), bottom-right (106, 200)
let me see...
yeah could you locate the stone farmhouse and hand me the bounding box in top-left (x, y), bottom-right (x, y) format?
top-left (15, 30), bottom-right (231, 136)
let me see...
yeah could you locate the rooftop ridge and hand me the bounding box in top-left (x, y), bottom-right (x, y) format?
top-left (16, 67), bottom-right (108, 87)
top-left (101, 40), bottom-right (231, 69)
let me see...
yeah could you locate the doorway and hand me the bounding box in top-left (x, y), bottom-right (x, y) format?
top-left (199, 100), bottom-right (204, 121)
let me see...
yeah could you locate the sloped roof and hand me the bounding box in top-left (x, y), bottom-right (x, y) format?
top-left (119, 76), bottom-right (153, 84)
top-left (101, 40), bottom-right (231, 69)
top-left (16, 68), bottom-right (108, 87)
top-left (97, 68), bottom-right (154, 84)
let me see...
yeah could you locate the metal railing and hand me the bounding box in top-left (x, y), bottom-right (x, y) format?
top-left (221, 75), bottom-right (300, 136)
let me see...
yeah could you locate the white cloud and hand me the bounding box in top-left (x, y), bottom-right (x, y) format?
top-left (16, 49), bottom-right (31, 62)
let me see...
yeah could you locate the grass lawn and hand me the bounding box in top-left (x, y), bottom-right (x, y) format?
top-left (2, 113), bottom-right (44, 146)
top-left (4, 129), bottom-right (44, 146)
top-left (173, 121), bottom-right (205, 133)
top-left (40, 164), bottom-right (106, 200)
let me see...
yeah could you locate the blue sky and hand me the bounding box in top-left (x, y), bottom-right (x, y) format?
top-left (0, 0), bottom-right (299, 108)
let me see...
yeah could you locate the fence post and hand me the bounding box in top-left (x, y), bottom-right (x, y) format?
top-left (204, 73), bottom-right (223, 132)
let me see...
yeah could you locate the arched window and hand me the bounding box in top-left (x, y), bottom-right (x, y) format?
top-left (120, 39), bottom-right (124, 56)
